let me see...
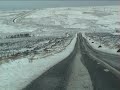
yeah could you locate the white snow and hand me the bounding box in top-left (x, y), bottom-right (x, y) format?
top-left (0, 22), bottom-right (36, 33)
top-left (104, 69), bottom-right (109, 72)
top-left (82, 33), bottom-right (120, 55)
top-left (0, 6), bottom-right (119, 34)
top-left (112, 33), bottom-right (120, 35)
top-left (0, 34), bottom-right (77, 90)
top-left (0, 5), bottom-right (120, 90)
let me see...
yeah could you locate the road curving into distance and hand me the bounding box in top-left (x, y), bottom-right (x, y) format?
top-left (23, 33), bottom-right (120, 90)
top-left (12, 10), bottom-right (35, 24)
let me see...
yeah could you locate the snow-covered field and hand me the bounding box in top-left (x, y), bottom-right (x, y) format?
top-left (0, 34), bottom-right (77, 90)
top-left (84, 32), bottom-right (120, 55)
top-left (0, 33), bottom-right (73, 63)
top-left (0, 6), bottom-right (120, 34)
top-left (0, 5), bottom-right (120, 90)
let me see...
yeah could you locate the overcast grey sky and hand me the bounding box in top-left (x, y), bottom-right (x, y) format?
top-left (0, 0), bottom-right (120, 1)
top-left (0, 0), bottom-right (119, 10)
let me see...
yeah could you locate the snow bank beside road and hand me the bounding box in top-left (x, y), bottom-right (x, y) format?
top-left (0, 34), bottom-right (77, 90)
top-left (82, 33), bottom-right (120, 55)
top-left (87, 38), bottom-right (119, 55)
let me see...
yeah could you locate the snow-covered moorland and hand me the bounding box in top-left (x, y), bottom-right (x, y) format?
top-left (0, 5), bottom-right (120, 89)
top-left (0, 34), bottom-right (77, 90)
top-left (84, 32), bottom-right (120, 55)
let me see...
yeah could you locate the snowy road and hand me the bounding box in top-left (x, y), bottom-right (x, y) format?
top-left (81, 34), bottom-right (120, 79)
top-left (23, 33), bottom-right (120, 90)
top-left (23, 34), bottom-right (93, 90)
top-left (79, 33), bottom-right (120, 90)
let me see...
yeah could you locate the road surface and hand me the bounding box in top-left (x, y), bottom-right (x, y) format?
top-left (23, 33), bottom-right (120, 90)
top-left (79, 33), bottom-right (120, 90)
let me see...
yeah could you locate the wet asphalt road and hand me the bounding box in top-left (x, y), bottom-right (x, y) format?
top-left (23, 33), bottom-right (120, 90)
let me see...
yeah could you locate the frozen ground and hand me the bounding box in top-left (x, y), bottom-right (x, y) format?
top-left (0, 33), bottom-right (73, 64)
top-left (0, 5), bottom-right (119, 90)
top-left (0, 34), bottom-right (77, 90)
top-left (0, 6), bottom-right (120, 34)
top-left (83, 32), bottom-right (120, 55)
